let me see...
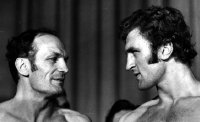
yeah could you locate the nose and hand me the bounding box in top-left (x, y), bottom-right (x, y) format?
top-left (58, 58), bottom-right (68, 74)
top-left (126, 53), bottom-right (135, 70)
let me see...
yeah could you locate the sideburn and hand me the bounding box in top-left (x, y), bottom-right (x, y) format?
top-left (31, 62), bottom-right (38, 72)
top-left (28, 55), bottom-right (38, 72)
top-left (28, 49), bottom-right (38, 72)
top-left (148, 48), bottom-right (158, 64)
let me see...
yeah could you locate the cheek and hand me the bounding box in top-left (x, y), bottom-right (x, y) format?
top-left (137, 60), bottom-right (163, 79)
top-left (37, 63), bottom-right (54, 75)
top-left (137, 52), bottom-right (154, 69)
top-left (29, 72), bottom-right (44, 88)
top-left (147, 63), bottom-right (165, 81)
top-left (33, 71), bottom-right (46, 80)
top-left (36, 62), bottom-right (58, 79)
top-left (31, 68), bottom-right (50, 81)
top-left (136, 57), bottom-right (149, 71)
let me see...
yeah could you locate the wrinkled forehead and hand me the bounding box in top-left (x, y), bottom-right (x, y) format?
top-left (33, 34), bottom-right (67, 56)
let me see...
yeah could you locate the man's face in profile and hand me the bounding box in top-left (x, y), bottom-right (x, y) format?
top-left (29, 34), bottom-right (68, 95)
top-left (125, 28), bottom-right (165, 90)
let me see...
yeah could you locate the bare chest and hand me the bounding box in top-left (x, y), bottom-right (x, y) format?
top-left (137, 106), bottom-right (168, 122)
top-left (138, 103), bottom-right (200, 122)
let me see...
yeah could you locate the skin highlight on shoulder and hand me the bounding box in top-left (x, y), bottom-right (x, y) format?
top-left (56, 109), bottom-right (91, 122)
top-left (167, 96), bottom-right (200, 122)
top-left (0, 110), bottom-right (26, 122)
top-left (118, 99), bottom-right (159, 122)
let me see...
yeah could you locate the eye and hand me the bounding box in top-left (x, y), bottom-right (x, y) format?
top-left (131, 51), bottom-right (140, 58)
top-left (129, 50), bottom-right (139, 55)
top-left (125, 49), bottom-right (139, 57)
top-left (48, 57), bottom-right (58, 62)
top-left (133, 50), bottom-right (139, 54)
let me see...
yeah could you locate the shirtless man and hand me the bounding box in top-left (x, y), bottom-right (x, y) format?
top-left (118, 6), bottom-right (200, 122)
top-left (0, 29), bottom-right (90, 122)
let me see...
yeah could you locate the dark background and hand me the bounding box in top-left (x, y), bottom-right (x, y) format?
top-left (0, 0), bottom-right (199, 122)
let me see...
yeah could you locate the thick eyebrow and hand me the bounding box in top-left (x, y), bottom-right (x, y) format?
top-left (126, 47), bottom-right (139, 53)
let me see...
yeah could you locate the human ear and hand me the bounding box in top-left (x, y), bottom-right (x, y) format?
top-left (15, 58), bottom-right (30, 77)
top-left (158, 42), bottom-right (173, 60)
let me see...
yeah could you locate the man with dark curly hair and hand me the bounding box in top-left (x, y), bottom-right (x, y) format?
top-left (118, 6), bottom-right (200, 121)
top-left (0, 29), bottom-right (90, 122)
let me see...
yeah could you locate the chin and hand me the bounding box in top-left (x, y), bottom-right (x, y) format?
top-left (47, 88), bottom-right (64, 97)
top-left (54, 88), bottom-right (64, 95)
top-left (138, 83), bottom-right (154, 90)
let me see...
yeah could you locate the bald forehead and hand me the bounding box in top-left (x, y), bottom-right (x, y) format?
top-left (34, 34), bottom-right (60, 44)
top-left (33, 34), bottom-right (66, 56)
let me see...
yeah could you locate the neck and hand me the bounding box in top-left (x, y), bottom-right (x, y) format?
top-left (12, 79), bottom-right (51, 121)
top-left (157, 59), bottom-right (200, 104)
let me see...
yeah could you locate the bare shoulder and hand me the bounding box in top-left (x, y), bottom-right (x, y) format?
top-left (168, 96), bottom-right (200, 122)
top-left (118, 99), bottom-right (159, 122)
top-left (173, 96), bottom-right (200, 111)
top-left (0, 100), bottom-right (26, 122)
top-left (0, 109), bottom-right (25, 122)
top-left (0, 101), bottom-right (12, 120)
top-left (55, 108), bottom-right (91, 122)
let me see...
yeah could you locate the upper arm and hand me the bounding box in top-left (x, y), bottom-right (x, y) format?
top-left (117, 106), bottom-right (148, 122)
top-left (55, 109), bottom-right (91, 122)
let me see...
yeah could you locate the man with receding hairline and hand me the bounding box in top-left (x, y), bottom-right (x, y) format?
top-left (0, 29), bottom-right (90, 122)
top-left (118, 6), bottom-right (200, 122)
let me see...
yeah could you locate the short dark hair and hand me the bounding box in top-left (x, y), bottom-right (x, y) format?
top-left (120, 6), bottom-right (197, 66)
top-left (6, 29), bottom-right (57, 83)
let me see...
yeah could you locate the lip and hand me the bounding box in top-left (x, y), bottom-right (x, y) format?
top-left (135, 73), bottom-right (140, 77)
top-left (52, 78), bottom-right (65, 85)
top-left (134, 73), bottom-right (139, 76)
top-left (133, 71), bottom-right (140, 76)
top-left (52, 76), bottom-right (65, 80)
top-left (133, 72), bottom-right (141, 79)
